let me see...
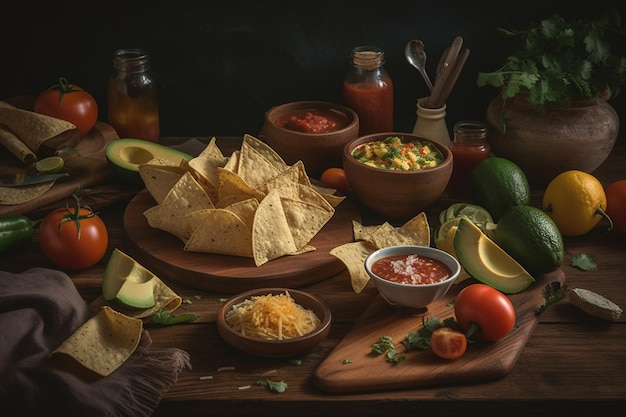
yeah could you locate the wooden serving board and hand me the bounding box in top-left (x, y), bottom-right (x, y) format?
top-left (123, 189), bottom-right (361, 293)
top-left (314, 269), bottom-right (565, 393)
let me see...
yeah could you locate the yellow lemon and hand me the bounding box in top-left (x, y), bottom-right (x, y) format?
top-left (542, 170), bottom-right (609, 236)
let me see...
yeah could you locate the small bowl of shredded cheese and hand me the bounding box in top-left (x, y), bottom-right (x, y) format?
top-left (217, 288), bottom-right (332, 358)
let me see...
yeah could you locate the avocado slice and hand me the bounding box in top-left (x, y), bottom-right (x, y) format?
top-left (105, 138), bottom-right (192, 185)
top-left (453, 218), bottom-right (535, 294)
top-left (102, 248), bottom-right (156, 308)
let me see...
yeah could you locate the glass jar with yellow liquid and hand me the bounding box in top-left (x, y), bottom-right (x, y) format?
top-left (107, 48), bottom-right (160, 142)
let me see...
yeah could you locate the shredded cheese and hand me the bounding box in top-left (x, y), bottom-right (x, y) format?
top-left (225, 291), bottom-right (321, 340)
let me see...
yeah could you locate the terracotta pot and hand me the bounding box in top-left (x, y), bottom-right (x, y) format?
top-left (486, 94), bottom-right (619, 184)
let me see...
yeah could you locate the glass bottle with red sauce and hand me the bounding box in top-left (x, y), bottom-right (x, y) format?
top-left (107, 49), bottom-right (160, 142)
top-left (448, 121), bottom-right (490, 200)
top-left (343, 46), bottom-right (393, 135)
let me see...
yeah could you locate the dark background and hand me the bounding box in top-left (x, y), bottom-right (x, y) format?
top-left (2, 0), bottom-right (625, 140)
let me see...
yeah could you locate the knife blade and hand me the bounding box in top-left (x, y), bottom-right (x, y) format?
top-left (0, 172), bottom-right (69, 187)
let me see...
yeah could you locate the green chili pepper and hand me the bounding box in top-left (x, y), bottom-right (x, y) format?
top-left (0, 215), bottom-right (34, 253)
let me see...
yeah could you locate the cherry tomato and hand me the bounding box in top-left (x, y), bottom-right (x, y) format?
top-left (320, 167), bottom-right (350, 193)
top-left (430, 327), bottom-right (467, 360)
top-left (454, 283), bottom-right (516, 342)
top-left (605, 179), bottom-right (626, 237)
top-left (39, 190), bottom-right (108, 270)
top-left (34, 77), bottom-right (98, 136)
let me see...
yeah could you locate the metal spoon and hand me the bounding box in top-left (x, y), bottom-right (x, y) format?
top-left (405, 40), bottom-right (434, 92)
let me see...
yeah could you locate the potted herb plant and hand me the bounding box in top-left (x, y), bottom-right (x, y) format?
top-left (477, 12), bottom-right (625, 184)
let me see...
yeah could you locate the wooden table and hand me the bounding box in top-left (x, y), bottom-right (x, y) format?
top-left (2, 137), bottom-right (625, 417)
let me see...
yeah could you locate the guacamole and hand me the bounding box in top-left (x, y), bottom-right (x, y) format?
top-left (351, 136), bottom-right (444, 171)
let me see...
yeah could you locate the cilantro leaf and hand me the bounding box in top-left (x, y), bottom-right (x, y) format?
top-left (146, 309), bottom-right (197, 327)
top-left (571, 253), bottom-right (597, 271)
top-left (256, 378), bottom-right (287, 393)
top-left (371, 335), bottom-right (405, 363)
top-left (536, 282), bottom-right (569, 315)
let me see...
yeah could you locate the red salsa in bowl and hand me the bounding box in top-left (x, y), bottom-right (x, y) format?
top-left (371, 254), bottom-right (452, 285)
top-left (364, 245), bottom-right (461, 309)
top-left (274, 108), bottom-right (351, 134)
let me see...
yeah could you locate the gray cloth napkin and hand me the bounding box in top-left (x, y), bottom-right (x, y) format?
top-left (0, 267), bottom-right (191, 417)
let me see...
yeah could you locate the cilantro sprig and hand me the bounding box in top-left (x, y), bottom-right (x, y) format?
top-left (256, 378), bottom-right (287, 393)
top-left (146, 309), bottom-right (197, 327)
top-left (477, 12), bottom-right (626, 111)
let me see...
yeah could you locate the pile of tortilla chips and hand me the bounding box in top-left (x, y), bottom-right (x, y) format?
top-left (139, 134), bottom-right (344, 266)
top-left (330, 213), bottom-right (432, 293)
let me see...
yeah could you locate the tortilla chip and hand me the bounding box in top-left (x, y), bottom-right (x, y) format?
top-left (352, 220), bottom-right (382, 241)
top-left (330, 241), bottom-right (378, 293)
top-left (0, 101), bottom-right (76, 153)
top-left (398, 212), bottom-right (431, 246)
top-left (50, 306), bottom-right (142, 377)
top-left (222, 197), bottom-right (259, 227)
top-left (281, 196), bottom-right (334, 250)
top-left (139, 165), bottom-right (184, 204)
top-left (238, 138), bottom-right (283, 189)
top-left (224, 150), bottom-right (240, 172)
top-left (145, 172), bottom-right (214, 240)
top-left (184, 209), bottom-right (253, 257)
top-left (252, 189), bottom-right (298, 266)
top-left (187, 136), bottom-right (227, 192)
top-left (242, 134), bottom-right (287, 172)
top-left (217, 167), bottom-right (264, 202)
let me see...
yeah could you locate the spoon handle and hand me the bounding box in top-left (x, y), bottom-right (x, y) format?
top-left (431, 48), bottom-right (470, 109)
top-left (426, 36), bottom-right (463, 109)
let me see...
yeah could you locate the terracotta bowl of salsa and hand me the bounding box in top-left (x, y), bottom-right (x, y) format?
top-left (343, 133), bottom-right (453, 221)
top-left (264, 101), bottom-right (359, 179)
top-left (365, 245), bottom-right (461, 311)
top-left (216, 287), bottom-right (332, 358)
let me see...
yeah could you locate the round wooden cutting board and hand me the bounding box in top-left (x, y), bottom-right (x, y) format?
top-left (123, 189), bottom-right (361, 293)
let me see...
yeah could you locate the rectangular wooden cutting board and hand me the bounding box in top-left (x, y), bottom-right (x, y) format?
top-left (314, 270), bottom-right (565, 393)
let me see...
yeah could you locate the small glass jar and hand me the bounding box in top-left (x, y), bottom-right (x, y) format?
top-left (343, 46), bottom-right (394, 136)
top-left (107, 48), bottom-right (160, 142)
top-left (447, 121), bottom-right (490, 200)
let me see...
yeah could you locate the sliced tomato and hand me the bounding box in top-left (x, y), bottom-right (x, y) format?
top-left (430, 327), bottom-right (467, 360)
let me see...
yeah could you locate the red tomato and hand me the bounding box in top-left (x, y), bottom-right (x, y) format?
top-left (320, 167), bottom-right (350, 193)
top-left (39, 194), bottom-right (108, 270)
top-left (430, 327), bottom-right (467, 360)
top-left (454, 284), bottom-right (516, 342)
top-left (34, 77), bottom-right (98, 136)
top-left (605, 179), bottom-right (626, 237)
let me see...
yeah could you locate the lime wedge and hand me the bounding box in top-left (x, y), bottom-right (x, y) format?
top-left (436, 217), bottom-right (461, 241)
top-left (35, 156), bottom-right (65, 174)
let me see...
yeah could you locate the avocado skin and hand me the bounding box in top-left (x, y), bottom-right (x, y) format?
top-left (105, 138), bottom-right (192, 186)
top-left (454, 218), bottom-right (534, 294)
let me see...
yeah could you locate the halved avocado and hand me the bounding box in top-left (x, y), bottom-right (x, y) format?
top-left (105, 138), bottom-right (192, 185)
top-left (102, 248), bottom-right (156, 308)
top-left (453, 218), bottom-right (535, 294)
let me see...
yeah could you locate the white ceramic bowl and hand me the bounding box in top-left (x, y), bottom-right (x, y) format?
top-left (364, 245), bottom-right (461, 310)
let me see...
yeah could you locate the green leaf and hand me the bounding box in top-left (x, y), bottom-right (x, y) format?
top-left (536, 282), bottom-right (569, 315)
top-left (256, 378), bottom-right (287, 393)
top-left (571, 253), bottom-right (598, 271)
top-left (146, 309), bottom-right (197, 327)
